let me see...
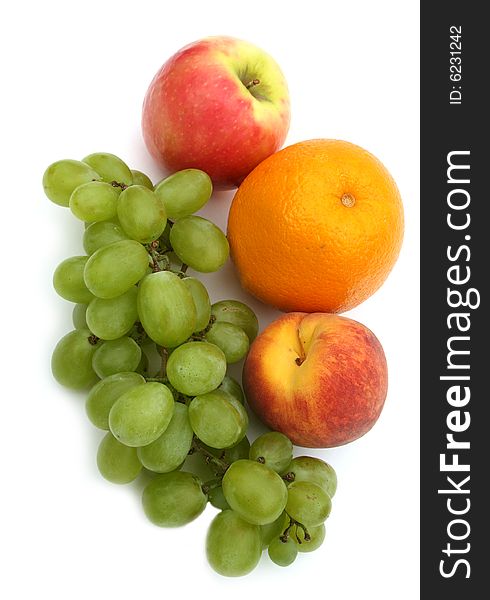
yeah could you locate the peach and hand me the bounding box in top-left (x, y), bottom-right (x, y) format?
top-left (243, 313), bottom-right (388, 448)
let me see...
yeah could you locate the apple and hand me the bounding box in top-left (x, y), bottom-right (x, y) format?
top-left (142, 36), bottom-right (290, 189)
top-left (243, 312), bottom-right (388, 448)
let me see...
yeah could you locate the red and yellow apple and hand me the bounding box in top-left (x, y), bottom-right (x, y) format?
top-left (142, 36), bottom-right (290, 189)
top-left (243, 313), bottom-right (388, 448)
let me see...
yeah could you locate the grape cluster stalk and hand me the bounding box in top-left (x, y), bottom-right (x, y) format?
top-left (44, 152), bottom-right (337, 576)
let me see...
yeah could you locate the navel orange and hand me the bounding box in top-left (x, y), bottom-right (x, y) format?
top-left (227, 139), bottom-right (404, 313)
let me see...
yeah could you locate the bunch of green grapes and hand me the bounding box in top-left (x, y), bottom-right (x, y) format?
top-left (44, 152), bottom-right (337, 577)
top-left (205, 432), bottom-right (337, 576)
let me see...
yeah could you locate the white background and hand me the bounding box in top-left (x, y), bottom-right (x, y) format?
top-left (1, 1), bottom-right (419, 598)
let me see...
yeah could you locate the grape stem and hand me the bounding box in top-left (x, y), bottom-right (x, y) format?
top-left (191, 437), bottom-right (230, 474)
top-left (143, 376), bottom-right (191, 405)
top-left (145, 376), bottom-right (168, 383)
top-left (110, 180), bottom-right (128, 191)
top-left (158, 346), bottom-right (168, 378)
top-left (177, 263), bottom-right (189, 278)
top-left (189, 315), bottom-right (216, 341)
top-left (148, 241), bottom-right (170, 273)
top-left (129, 321), bottom-right (147, 345)
top-left (280, 513), bottom-right (311, 544)
top-left (201, 478), bottom-right (222, 495)
top-left (174, 390), bottom-right (192, 405)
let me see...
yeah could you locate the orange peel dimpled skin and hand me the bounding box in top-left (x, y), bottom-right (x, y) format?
top-left (227, 139), bottom-right (404, 313)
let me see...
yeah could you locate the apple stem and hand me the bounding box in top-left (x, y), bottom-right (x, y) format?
top-left (245, 78), bottom-right (260, 90)
top-left (282, 471), bottom-right (295, 483)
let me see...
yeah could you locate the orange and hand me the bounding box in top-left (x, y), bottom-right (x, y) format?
top-left (227, 139), bottom-right (404, 313)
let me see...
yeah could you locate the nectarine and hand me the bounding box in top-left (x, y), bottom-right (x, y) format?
top-left (243, 313), bottom-right (388, 447)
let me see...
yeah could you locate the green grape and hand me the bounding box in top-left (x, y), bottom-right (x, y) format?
top-left (169, 216), bottom-right (229, 273)
top-left (286, 481), bottom-right (332, 527)
top-left (188, 390), bottom-right (248, 449)
top-left (295, 523), bottom-right (326, 553)
top-left (222, 459), bottom-right (288, 525)
top-left (208, 486), bottom-right (230, 510)
top-left (72, 303), bottom-right (88, 330)
top-left (154, 169), bottom-right (212, 219)
top-left (131, 169), bottom-right (153, 190)
top-left (83, 220), bottom-right (129, 255)
top-left (137, 403), bottom-right (194, 473)
top-left (84, 240), bottom-right (149, 298)
top-left (53, 256), bottom-right (94, 304)
top-left (142, 471), bottom-right (207, 527)
top-left (43, 159), bottom-right (101, 207)
top-left (206, 510), bottom-right (261, 577)
top-left (218, 375), bottom-right (245, 404)
top-left (191, 441), bottom-right (223, 459)
top-left (117, 185), bottom-right (167, 243)
top-left (86, 372), bottom-right (145, 430)
top-left (285, 456), bottom-right (337, 498)
top-left (260, 512), bottom-right (288, 549)
top-left (137, 271), bottom-right (196, 348)
top-left (182, 277), bottom-right (211, 332)
top-left (268, 536), bottom-right (298, 567)
top-left (82, 152), bottom-right (133, 186)
top-left (51, 329), bottom-right (100, 389)
top-left (97, 432), bottom-right (142, 484)
top-left (211, 300), bottom-right (259, 342)
top-left (166, 341), bottom-right (226, 396)
top-left (69, 181), bottom-right (119, 222)
top-left (109, 382), bottom-right (174, 447)
top-left (181, 451), bottom-right (215, 482)
top-left (158, 221), bottom-right (172, 251)
top-left (224, 435), bottom-right (250, 463)
top-left (205, 321), bottom-right (249, 363)
top-left (249, 432), bottom-right (293, 474)
top-left (197, 435), bottom-right (250, 464)
top-left (92, 337), bottom-right (141, 378)
top-left (86, 287), bottom-right (138, 340)
top-left (137, 340), bottom-right (160, 377)
top-left (136, 349), bottom-right (149, 375)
